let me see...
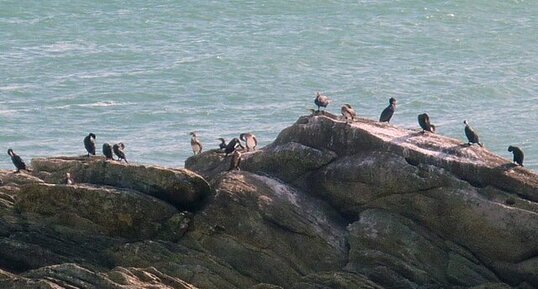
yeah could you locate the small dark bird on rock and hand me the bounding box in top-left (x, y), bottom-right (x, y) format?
top-left (65, 173), bottom-right (75, 185)
top-left (190, 132), bottom-right (202, 155)
top-left (84, 133), bottom-right (96, 157)
top-left (379, 97), bottom-right (397, 123)
top-left (508, 146), bottom-right (524, 166)
top-left (217, 138), bottom-right (227, 151)
top-left (113, 143), bottom-right (128, 163)
top-left (102, 143), bottom-right (114, 160)
top-left (463, 120), bottom-right (483, 147)
top-left (7, 149), bottom-right (28, 173)
top-left (225, 138), bottom-right (244, 156)
top-left (240, 133), bottom-right (258, 152)
top-left (314, 92), bottom-right (330, 112)
top-left (418, 113), bottom-right (435, 133)
top-left (228, 150), bottom-right (242, 171)
top-left (341, 104), bottom-right (357, 123)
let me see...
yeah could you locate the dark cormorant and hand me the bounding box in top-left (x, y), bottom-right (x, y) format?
top-left (113, 143), bottom-right (128, 163)
top-left (341, 104), bottom-right (357, 123)
top-left (65, 173), bottom-right (75, 185)
top-left (240, 133), bottom-right (258, 152)
top-left (228, 150), bottom-right (242, 171)
top-left (379, 97), bottom-right (397, 123)
top-left (418, 113), bottom-right (435, 133)
top-left (84, 133), bottom-right (96, 157)
top-left (7, 149), bottom-right (27, 173)
top-left (217, 138), bottom-right (227, 151)
top-left (102, 143), bottom-right (114, 160)
top-left (508, 146), bottom-right (524, 166)
top-left (463, 120), bottom-right (483, 147)
top-left (224, 138), bottom-right (244, 156)
top-left (190, 132), bottom-right (202, 155)
top-left (314, 92), bottom-right (330, 112)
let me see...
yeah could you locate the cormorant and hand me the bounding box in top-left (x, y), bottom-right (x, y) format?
top-left (379, 97), bottom-right (397, 123)
top-left (508, 146), bottom-right (524, 166)
top-left (418, 113), bottom-right (435, 133)
top-left (314, 92), bottom-right (330, 112)
top-left (7, 149), bottom-right (27, 173)
top-left (84, 133), bottom-right (96, 157)
top-left (65, 173), bottom-right (75, 185)
top-left (190, 132), bottom-right (202, 155)
top-left (228, 150), bottom-right (242, 171)
top-left (463, 120), bottom-right (483, 147)
top-left (217, 138), bottom-right (227, 151)
top-left (240, 133), bottom-right (258, 151)
top-left (113, 143), bottom-right (128, 163)
top-left (224, 138), bottom-right (244, 156)
top-left (102, 143), bottom-right (114, 160)
top-left (341, 104), bottom-right (357, 123)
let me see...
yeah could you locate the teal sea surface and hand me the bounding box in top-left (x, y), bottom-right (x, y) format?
top-left (1, 1), bottom-right (537, 170)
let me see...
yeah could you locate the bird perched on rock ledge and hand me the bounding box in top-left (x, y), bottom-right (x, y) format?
top-left (418, 113), bottom-right (435, 133)
top-left (508, 146), bottom-right (524, 166)
top-left (314, 92), bottom-right (330, 112)
top-left (341, 104), bottom-right (357, 124)
top-left (190, 132), bottom-right (202, 155)
top-left (7, 149), bottom-right (28, 173)
top-left (379, 97), bottom-right (397, 123)
top-left (463, 120), bottom-right (483, 147)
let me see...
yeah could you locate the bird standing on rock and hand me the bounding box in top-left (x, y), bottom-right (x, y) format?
top-left (84, 133), bottom-right (96, 157)
top-left (228, 150), bottom-right (242, 171)
top-left (463, 120), bottom-right (483, 147)
top-left (341, 104), bottom-right (357, 123)
top-left (225, 138), bottom-right (244, 156)
top-left (7, 149), bottom-right (28, 173)
top-left (240, 133), bottom-right (258, 152)
top-left (102, 143), bottom-right (114, 160)
top-left (314, 92), bottom-right (330, 112)
top-left (190, 132), bottom-right (202, 155)
top-left (418, 113), bottom-right (435, 133)
top-left (113, 143), bottom-right (128, 163)
top-left (379, 97), bottom-right (397, 123)
top-left (508, 146), bottom-right (524, 166)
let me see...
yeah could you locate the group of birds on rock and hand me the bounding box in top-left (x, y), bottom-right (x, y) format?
top-left (313, 92), bottom-right (525, 167)
top-left (190, 131), bottom-right (258, 171)
top-left (2, 94), bottom-right (527, 175)
top-left (83, 133), bottom-right (128, 163)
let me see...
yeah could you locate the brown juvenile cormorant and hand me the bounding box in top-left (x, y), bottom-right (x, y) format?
top-left (239, 133), bottom-right (258, 152)
top-left (84, 133), bottom-right (96, 157)
top-left (102, 143), bottom-right (114, 160)
top-left (225, 138), bottom-right (244, 156)
top-left (7, 149), bottom-right (27, 173)
top-left (217, 138), bottom-right (227, 151)
top-left (314, 92), bottom-right (330, 112)
top-left (228, 150), bottom-right (242, 171)
top-left (379, 97), bottom-right (397, 123)
top-left (418, 113), bottom-right (435, 133)
top-left (113, 143), bottom-right (128, 163)
top-left (463, 120), bottom-right (483, 147)
top-left (508, 146), bottom-right (524, 166)
top-left (190, 132), bottom-right (202, 155)
top-left (341, 104), bottom-right (357, 123)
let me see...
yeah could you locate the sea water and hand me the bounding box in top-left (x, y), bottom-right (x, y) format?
top-left (1, 1), bottom-right (536, 171)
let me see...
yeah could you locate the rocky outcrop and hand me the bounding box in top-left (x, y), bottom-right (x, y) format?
top-left (186, 114), bottom-right (538, 289)
top-left (1, 114), bottom-right (536, 289)
top-left (15, 183), bottom-right (190, 241)
top-left (31, 157), bottom-right (211, 210)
